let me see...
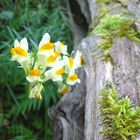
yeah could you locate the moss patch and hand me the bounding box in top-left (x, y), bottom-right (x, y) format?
top-left (99, 84), bottom-right (140, 140)
top-left (89, 13), bottom-right (140, 62)
top-left (96, 0), bottom-right (119, 4)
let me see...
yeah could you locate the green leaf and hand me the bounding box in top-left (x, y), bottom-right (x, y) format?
top-left (0, 11), bottom-right (14, 20)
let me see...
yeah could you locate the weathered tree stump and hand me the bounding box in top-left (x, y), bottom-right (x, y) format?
top-left (49, 0), bottom-right (140, 140)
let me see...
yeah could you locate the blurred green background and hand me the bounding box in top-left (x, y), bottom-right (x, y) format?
top-left (0, 0), bottom-right (73, 139)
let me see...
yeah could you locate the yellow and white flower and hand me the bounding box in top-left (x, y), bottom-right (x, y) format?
top-left (58, 84), bottom-right (71, 95)
top-left (64, 50), bottom-right (82, 73)
top-left (10, 33), bottom-right (83, 100)
top-left (29, 83), bottom-right (43, 100)
top-left (37, 51), bottom-right (61, 73)
top-left (63, 56), bottom-right (74, 72)
top-left (45, 51), bottom-right (61, 67)
top-left (54, 41), bottom-right (67, 55)
top-left (26, 69), bottom-right (42, 82)
top-left (11, 38), bottom-right (29, 62)
top-left (45, 61), bottom-right (65, 82)
top-left (66, 72), bottom-right (80, 85)
top-left (74, 50), bottom-right (82, 69)
top-left (37, 54), bottom-right (48, 72)
top-left (38, 33), bottom-right (54, 56)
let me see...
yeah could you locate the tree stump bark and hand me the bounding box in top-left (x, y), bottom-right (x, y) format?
top-left (48, 0), bottom-right (140, 140)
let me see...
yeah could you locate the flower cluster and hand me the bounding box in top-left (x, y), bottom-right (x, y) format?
top-left (10, 33), bottom-right (82, 100)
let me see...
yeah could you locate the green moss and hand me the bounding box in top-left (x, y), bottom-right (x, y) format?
top-left (96, 0), bottom-right (118, 4)
top-left (89, 13), bottom-right (140, 62)
top-left (99, 84), bottom-right (140, 140)
top-left (92, 14), bottom-right (140, 42)
top-left (96, 0), bottom-right (128, 7)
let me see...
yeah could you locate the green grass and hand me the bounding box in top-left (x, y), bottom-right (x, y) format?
top-left (0, 0), bottom-right (73, 139)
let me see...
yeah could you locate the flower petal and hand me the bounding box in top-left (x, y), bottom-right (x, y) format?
top-left (39, 33), bottom-right (50, 48)
top-left (26, 69), bottom-right (42, 82)
top-left (58, 84), bottom-right (71, 95)
top-left (29, 83), bottom-right (43, 100)
top-left (20, 38), bottom-right (28, 51)
top-left (44, 69), bottom-right (53, 80)
top-left (74, 50), bottom-right (82, 69)
top-left (66, 73), bottom-right (80, 85)
top-left (14, 39), bottom-right (20, 48)
top-left (54, 41), bottom-right (67, 54)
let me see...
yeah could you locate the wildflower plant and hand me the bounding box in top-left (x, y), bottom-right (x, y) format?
top-left (10, 33), bottom-right (82, 100)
